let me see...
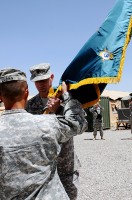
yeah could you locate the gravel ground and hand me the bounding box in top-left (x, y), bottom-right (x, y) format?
top-left (74, 129), bottom-right (132, 200)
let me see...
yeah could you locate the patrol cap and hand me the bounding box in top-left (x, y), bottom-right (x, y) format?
top-left (30, 63), bottom-right (51, 82)
top-left (0, 68), bottom-right (27, 83)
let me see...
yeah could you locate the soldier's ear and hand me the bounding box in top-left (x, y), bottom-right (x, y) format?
top-left (24, 89), bottom-right (29, 101)
top-left (50, 74), bottom-right (54, 81)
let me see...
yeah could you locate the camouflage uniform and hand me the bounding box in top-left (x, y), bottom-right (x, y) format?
top-left (129, 101), bottom-right (132, 133)
top-left (90, 104), bottom-right (104, 139)
top-left (26, 94), bottom-right (48, 114)
top-left (0, 93), bottom-right (88, 200)
top-left (26, 94), bottom-right (81, 200)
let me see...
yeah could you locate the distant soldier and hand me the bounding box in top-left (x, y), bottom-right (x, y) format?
top-left (129, 98), bottom-right (132, 133)
top-left (90, 102), bottom-right (104, 140)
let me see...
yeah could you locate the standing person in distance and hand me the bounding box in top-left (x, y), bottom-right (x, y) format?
top-left (0, 68), bottom-right (87, 200)
top-left (26, 63), bottom-right (81, 200)
top-left (129, 97), bottom-right (132, 133)
top-left (90, 102), bottom-right (104, 140)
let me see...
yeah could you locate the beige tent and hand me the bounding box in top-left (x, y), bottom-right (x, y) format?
top-left (101, 90), bottom-right (130, 100)
top-left (101, 90), bottom-right (131, 129)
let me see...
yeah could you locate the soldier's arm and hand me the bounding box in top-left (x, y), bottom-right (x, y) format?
top-left (38, 82), bottom-right (88, 143)
top-left (54, 82), bottom-right (88, 143)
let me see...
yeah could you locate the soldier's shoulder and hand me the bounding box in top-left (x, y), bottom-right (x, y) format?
top-left (28, 94), bottom-right (40, 103)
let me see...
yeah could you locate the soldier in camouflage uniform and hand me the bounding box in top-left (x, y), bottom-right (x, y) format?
top-left (90, 103), bottom-right (104, 140)
top-left (26, 63), bottom-right (81, 200)
top-left (129, 98), bottom-right (132, 133)
top-left (0, 68), bottom-right (87, 200)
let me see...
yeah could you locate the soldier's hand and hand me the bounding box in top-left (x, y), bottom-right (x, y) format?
top-left (47, 97), bottom-right (61, 113)
top-left (61, 81), bottom-right (69, 94)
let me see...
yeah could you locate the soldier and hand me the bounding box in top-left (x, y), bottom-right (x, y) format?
top-left (26, 63), bottom-right (81, 200)
top-left (90, 102), bottom-right (104, 140)
top-left (129, 98), bottom-right (132, 133)
top-left (0, 68), bottom-right (87, 200)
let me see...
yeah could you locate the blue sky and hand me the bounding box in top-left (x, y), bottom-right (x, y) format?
top-left (0, 0), bottom-right (131, 95)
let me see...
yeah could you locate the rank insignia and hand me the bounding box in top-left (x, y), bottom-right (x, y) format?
top-left (99, 49), bottom-right (113, 60)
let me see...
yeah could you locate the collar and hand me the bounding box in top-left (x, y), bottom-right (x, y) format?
top-left (1, 109), bottom-right (27, 116)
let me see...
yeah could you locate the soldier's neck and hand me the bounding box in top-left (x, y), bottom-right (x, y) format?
top-left (39, 93), bottom-right (48, 99)
top-left (5, 100), bottom-right (26, 110)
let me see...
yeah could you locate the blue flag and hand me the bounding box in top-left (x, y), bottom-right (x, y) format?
top-left (53, 0), bottom-right (132, 108)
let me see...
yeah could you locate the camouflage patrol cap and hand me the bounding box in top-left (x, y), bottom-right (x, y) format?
top-left (0, 68), bottom-right (27, 83)
top-left (30, 63), bottom-right (51, 82)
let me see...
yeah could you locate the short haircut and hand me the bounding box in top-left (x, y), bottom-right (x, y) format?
top-left (0, 80), bottom-right (28, 102)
